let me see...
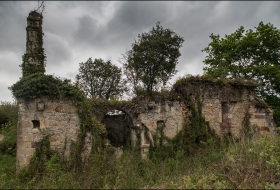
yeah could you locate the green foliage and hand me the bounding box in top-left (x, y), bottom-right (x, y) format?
top-left (0, 102), bottom-right (18, 156)
top-left (76, 58), bottom-right (126, 100)
top-left (0, 155), bottom-right (18, 189)
top-left (18, 135), bottom-right (55, 182)
top-left (122, 22), bottom-right (184, 94)
top-left (217, 137), bottom-right (280, 189)
top-left (174, 74), bottom-right (258, 88)
top-left (0, 102), bottom-right (18, 126)
top-left (202, 21), bottom-right (280, 126)
top-left (9, 73), bottom-right (85, 101)
top-left (68, 98), bottom-right (108, 171)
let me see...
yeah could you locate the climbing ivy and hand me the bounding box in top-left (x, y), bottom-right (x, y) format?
top-left (21, 11), bottom-right (46, 77)
top-left (10, 73), bottom-right (107, 174)
top-left (9, 73), bottom-right (85, 101)
top-left (18, 135), bottom-right (55, 181)
top-left (148, 94), bottom-right (220, 161)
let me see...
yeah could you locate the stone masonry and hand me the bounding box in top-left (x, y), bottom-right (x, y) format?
top-left (16, 96), bottom-right (80, 170)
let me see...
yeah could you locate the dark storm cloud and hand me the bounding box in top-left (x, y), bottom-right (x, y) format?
top-left (1, 1), bottom-right (280, 102)
top-left (72, 15), bottom-right (99, 44)
top-left (71, 2), bottom-right (173, 49)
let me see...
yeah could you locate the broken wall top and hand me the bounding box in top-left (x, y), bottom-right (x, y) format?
top-left (173, 75), bottom-right (259, 102)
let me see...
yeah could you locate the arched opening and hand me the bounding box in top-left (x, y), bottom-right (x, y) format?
top-left (101, 109), bottom-right (135, 149)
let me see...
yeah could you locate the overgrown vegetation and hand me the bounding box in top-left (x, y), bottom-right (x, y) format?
top-left (2, 73), bottom-right (280, 189)
top-left (2, 8), bottom-right (279, 188)
top-left (21, 11), bottom-right (46, 77)
top-left (121, 22), bottom-right (184, 95)
top-left (202, 21), bottom-right (280, 126)
top-left (149, 95), bottom-right (221, 160)
top-left (0, 101), bottom-right (279, 189)
top-left (75, 58), bottom-right (126, 100)
top-left (9, 73), bottom-right (85, 101)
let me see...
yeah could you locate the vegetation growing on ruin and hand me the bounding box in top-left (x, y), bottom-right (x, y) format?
top-left (202, 21), bottom-right (280, 127)
top-left (3, 8), bottom-right (280, 188)
top-left (21, 11), bottom-right (46, 77)
top-left (0, 101), bottom-right (279, 189)
top-left (148, 93), bottom-right (221, 160)
top-left (9, 73), bottom-right (86, 101)
top-left (174, 74), bottom-right (259, 89)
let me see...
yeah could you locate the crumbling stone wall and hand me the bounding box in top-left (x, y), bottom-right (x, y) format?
top-left (16, 96), bottom-right (80, 170)
top-left (174, 81), bottom-right (277, 139)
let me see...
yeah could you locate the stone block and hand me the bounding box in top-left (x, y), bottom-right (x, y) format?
top-left (44, 104), bottom-right (53, 111)
top-left (50, 140), bottom-right (61, 146)
top-left (20, 120), bottom-right (33, 129)
top-left (17, 147), bottom-right (35, 155)
top-left (17, 141), bottom-right (30, 149)
top-left (23, 134), bottom-right (34, 142)
top-left (55, 105), bottom-right (64, 113)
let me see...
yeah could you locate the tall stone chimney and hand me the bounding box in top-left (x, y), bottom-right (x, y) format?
top-left (21, 11), bottom-right (45, 77)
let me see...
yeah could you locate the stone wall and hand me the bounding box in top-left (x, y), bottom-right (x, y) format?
top-left (16, 96), bottom-right (80, 170)
top-left (132, 83), bottom-right (277, 157)
top-left (131, 97), bottom-right (185, 158)
top-left (16, 82), bottom-right (277, 167)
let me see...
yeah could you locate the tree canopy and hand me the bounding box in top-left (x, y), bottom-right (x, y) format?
top-left (122, 22), bottom-right (184, 94)
top-left (76, 58), bottom-right (124, 100)
top-left (202, 21), bottom-right (280, 126)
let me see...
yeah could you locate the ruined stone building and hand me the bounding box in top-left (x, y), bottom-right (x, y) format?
top-left (16, 11), bottom-right (277, 169)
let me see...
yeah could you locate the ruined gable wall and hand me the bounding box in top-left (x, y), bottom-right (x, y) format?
top-left (183, 82), bottom-right (277, 139)
top-left (201, 86), bottom-right (251, 138)
top-left (17, 96), bottom-right (80, 169)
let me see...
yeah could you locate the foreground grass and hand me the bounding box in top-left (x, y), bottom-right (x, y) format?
top-left (0, 135), bottom-right (279, 189)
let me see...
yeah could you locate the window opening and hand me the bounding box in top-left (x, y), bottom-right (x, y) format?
top-left (32, 120), bottom-right (40, 128)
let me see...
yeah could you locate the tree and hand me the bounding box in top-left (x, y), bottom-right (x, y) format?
top-left (202, 21), bottom-right (280, 126)
top-left (122, 22), bottom-right (184, 94)
top-left (76, 58), bottom-right (125, 100)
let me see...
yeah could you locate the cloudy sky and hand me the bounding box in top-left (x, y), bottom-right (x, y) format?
top-left (1, 1), bottom-right (280, 102)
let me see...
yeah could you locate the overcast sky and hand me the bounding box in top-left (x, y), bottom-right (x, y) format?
top-left (1, 1), bottom-right (280, 102)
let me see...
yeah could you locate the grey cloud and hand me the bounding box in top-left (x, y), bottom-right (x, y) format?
top-left (1, 1), bottom-right (280, 102)
top-left (44, 31), bottom-right (73, 68)
top-left (72, 15), bottom-right (98, 44)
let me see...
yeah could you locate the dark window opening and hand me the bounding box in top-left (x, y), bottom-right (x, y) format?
top-left (32, 120), bottom-right (40, 128)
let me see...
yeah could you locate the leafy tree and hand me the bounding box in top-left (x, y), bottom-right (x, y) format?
top-left (122, 22), bottom-right (184, 94)
top-left (202, 21), bottom-right (280, 126)
top-left (76, 58), bottom-right (125, 100)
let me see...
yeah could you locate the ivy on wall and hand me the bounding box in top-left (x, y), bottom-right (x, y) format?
top-left (21, 11), bottom-right (46, 77)
top-left (9, 73), bottom-right (84, 101)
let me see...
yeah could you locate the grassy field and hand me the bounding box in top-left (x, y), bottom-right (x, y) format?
top-left (0, 102), bottom-right (279, 189)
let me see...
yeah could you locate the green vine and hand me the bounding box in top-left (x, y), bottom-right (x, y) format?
top-left (242, 112), bottom-right (253, 139)
top-left (21, 11), bottom-right (46, 77)
top-left (18, 135), bottom-right (55, 181)
top-left (10, 73), bottom-right (107, 173)
top-left (148, 95), bottom-right (220, 160)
